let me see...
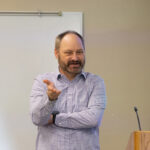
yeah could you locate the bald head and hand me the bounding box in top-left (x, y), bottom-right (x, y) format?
top-left (55, 30), bottom-right (85, 50)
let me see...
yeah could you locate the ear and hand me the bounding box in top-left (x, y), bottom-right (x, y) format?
top-left (54, 49), bottom-right (59, 59)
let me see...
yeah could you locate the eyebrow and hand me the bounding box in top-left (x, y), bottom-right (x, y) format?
top-left (64, 49), bottom-right (84, 51)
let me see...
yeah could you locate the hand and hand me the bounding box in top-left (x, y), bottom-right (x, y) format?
top-left (43, 80), bottom-right (61, 101)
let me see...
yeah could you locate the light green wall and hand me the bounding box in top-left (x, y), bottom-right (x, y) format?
top-left (1, 0), bottom-right (150, 149)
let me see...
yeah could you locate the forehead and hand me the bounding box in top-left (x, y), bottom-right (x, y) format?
top-left (59, 33), bottom-right (84, 50)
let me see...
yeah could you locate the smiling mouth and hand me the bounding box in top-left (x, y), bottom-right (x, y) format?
top-left (69, 63), bottom-right (81, 67)
top-left (68, 61), bottom-right (81, 65)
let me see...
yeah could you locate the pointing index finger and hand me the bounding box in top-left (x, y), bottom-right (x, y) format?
top-left (43, 80), bottom-right (53, 86)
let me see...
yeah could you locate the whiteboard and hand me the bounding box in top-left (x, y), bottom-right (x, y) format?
top-left (0, 12), bottom-right (82, 150)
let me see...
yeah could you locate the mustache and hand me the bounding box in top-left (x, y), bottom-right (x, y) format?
top-left (68, 61), bottom-right (82, 66)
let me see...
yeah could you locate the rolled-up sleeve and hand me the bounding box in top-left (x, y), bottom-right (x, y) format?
top-left (30, 75), bottom-right (55, 126)
top-left (55, 77), bottom-right (106, 129)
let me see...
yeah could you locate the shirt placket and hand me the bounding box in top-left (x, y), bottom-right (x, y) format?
top-left (66, 82), bottom-right (74, 113)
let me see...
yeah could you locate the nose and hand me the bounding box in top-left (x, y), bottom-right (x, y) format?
top-left (72, 52), bottom-right (78, 61)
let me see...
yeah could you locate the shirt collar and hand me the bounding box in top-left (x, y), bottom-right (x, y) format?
top-left (80, 71), bottom-right (87, 79)
top-left (56, 70), bottom-right (87, 80)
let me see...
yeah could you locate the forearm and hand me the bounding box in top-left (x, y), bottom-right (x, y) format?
top-left (30, 91), bottom-right (56, 126)
top-left (30, 75), bottom-right (57, 126)
top-left (55, 106), bottom-right (105, 129)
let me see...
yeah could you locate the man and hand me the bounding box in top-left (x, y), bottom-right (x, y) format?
top-left (30, 31), bottom-right (106, 150)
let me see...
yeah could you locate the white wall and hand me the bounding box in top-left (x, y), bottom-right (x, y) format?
top-left (0, 12), bottom-right (82, 150)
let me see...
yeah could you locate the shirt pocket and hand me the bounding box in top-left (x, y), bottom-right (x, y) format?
top-left (73, 87), bottom-right (90, 112)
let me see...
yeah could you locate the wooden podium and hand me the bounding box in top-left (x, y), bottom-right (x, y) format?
top-left (126, 131), bottom-right (150, 150)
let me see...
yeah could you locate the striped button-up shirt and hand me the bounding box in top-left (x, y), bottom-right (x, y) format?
top-left (30, 71), bottom-right (106, 150)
